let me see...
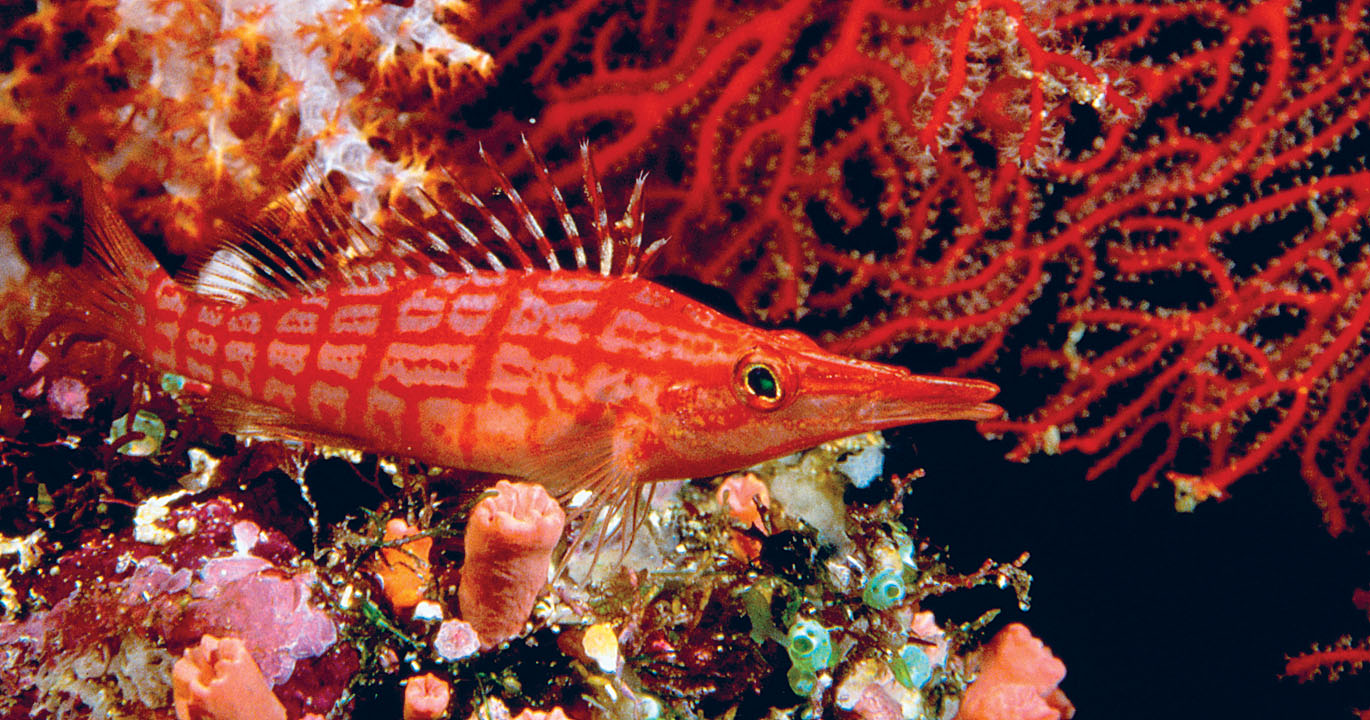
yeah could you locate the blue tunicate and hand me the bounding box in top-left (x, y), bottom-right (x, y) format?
top-left (634, 695), bottom-right (663, 719)
top-left (892, 529), bottom-right (918, 571)
top-left (898, 644), bottom-right (934, 688)
top-left (786, 618), bottom-right (833, 672)
top-left (862, 567), bottom-right (906, 610)
top-left (835, 443), bottom-right (885, 488)
top-left (787, 665), bottom-right (818, 696)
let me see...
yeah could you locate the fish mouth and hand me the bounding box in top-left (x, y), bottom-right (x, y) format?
top-left (854, 373), bottom-right (1004, 427)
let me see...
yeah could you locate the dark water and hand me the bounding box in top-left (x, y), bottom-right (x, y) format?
top-left (894, 420), bottom-right (1370, 719)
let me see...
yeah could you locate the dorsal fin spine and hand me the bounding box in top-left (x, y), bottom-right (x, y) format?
top-left (522, 135), bottom-right (587, 270)
top-left (578, 143), bottom-right (615, 277)
top-left (479, 144), bottom-right (561, 272)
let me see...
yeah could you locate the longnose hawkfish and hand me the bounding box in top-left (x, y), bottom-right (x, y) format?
top-left (59, 142), bottom-right (1001, 547)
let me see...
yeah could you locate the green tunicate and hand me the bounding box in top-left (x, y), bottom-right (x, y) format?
top-left (109, 411), bottom-right (166, 456)
top-left (786, 618), bottom-right (833, 672)
top-left (159, 372), bottom-right (187, 395)
top-left (862, 567), bottom-right (906, 610)
top-left (787, 665), bottom-right (818, 696)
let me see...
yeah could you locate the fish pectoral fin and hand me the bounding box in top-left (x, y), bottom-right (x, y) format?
top-left (205, 391), bottom-right (370, 452)
top-left (522, 414), bottom-right (643, 502)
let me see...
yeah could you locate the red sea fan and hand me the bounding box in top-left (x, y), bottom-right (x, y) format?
top-left (470, 0), bottom-right (1370, 534)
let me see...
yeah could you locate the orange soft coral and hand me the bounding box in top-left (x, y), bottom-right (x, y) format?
top-left (955, 624), bottom-right (1074, 720)
top-left (373, 518), bottom-right (434, 615)
top-left (458, 480), bottom-right (565, 647)
top-left (403, 672), bottom-right (451, 720)
top-left (172, 634), bottom-right (286, 720)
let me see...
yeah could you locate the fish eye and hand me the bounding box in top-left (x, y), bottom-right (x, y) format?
top-left (745, 364), bottom-right (779, 400)
top-left (734, 352), bottom-right (789, 410)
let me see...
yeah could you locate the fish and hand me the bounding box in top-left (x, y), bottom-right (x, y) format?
top-left (58, 142), bottom-right (1002, 532)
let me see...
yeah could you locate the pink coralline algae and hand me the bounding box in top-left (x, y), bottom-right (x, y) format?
top-left (0, 498), bottom-right (353, 719)
top-left (172, 553), bottom-right (338, 686)
top-left (458, 480), bottom-right (566, 647)
top-left (172, 635), bottom-right (286, 720)
top-left (716, 472), bottom-right (771, 560)
top-left (45, 376), bottom-right (90, 420)
top-left (955, 624), bottom-right (1074, 720)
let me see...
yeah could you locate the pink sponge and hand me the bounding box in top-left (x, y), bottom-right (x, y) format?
top-left (458, 480), bottom-right (566, 647)
top-left (955, 623), bottom-right (1075, 720)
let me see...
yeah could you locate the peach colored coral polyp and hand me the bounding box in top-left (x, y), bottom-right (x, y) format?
top-left (403, 672), bottom-right (451, 720)
top-left (458, 480), bottom-right (566, 647)
top-left (172, 634), bottom-right (286, 720)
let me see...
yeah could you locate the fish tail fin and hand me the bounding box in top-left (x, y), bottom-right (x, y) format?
top-left (60, 168), bottom-right (176, 355)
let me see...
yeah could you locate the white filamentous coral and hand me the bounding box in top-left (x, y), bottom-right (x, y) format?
top-left (111, 0), bottom-right (492, 224)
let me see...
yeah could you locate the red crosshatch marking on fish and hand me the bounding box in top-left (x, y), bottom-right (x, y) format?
top-left (60, 142), bottom-right (1002, 543)
top-left (377, 343), bottom-right (474, 389)
top-left (196, 306), bottom-right (225, 326)
top-left (227, 312), bottom-right (262, 334)
top-left (397, 289), bottom-right (448, 334)
top-left (224, 340), bottom-right (256, 371)
top-left (185, 327), bottom-right (217, 357)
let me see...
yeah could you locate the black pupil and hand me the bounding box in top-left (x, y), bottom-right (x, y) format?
top-left (746, 366), bottom-right (779, 399)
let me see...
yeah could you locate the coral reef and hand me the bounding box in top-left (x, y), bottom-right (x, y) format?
top-left (4, 0), bottom-right (1368, 717)
top-left (0, 494), bottom-right (353, 719)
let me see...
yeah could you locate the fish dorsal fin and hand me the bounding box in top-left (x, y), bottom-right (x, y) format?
top-left (394, 138), bottom-right (670, 279)
top-left (176, 169), bottom-right (396, 305)
top-left (177, 140), bottom-right (669, 305)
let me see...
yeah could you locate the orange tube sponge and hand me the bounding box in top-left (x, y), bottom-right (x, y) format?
top-left (955, 624), bottom-right (1075, 720)
top-left (373, 518), bottom-right (434, 614)
top-left (403, 672), bottom-right (451, 720)
top-left (172, 634), bottom-right (286, 720)
top-left (458, 480), bottom-right (566, 647)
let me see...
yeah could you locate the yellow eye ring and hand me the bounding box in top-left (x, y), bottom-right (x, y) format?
top-left (734, 352), bottom-right (789, 410)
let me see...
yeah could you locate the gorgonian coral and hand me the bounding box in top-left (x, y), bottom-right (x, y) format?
top-left (468, 0), bottom-right (1370, 537)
